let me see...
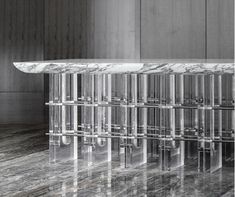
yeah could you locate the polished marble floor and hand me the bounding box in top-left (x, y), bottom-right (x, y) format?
top-left (0, 125), bottom-right (234, 197)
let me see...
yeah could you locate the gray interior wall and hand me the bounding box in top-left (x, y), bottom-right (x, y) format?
top-left (207, 0), bottom-right (234, 59)
top-left (141, 0), bottom-right (206, 59)
top-left (0, 0), bottom-right (44, 124)
top-left (83, 0), bottom-right (234, 59)
top-left (44, 0), bottom-right (86, 60)
top-left (84, 0), bottom-right (140, 59)
top-left (141, 0), bottom-right (234, 59)
top-left (43, 0), bottom-right (234, 60)
top-left (44, 0), bottom-right (140, 59)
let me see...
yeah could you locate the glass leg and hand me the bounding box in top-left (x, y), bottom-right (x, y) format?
top-left (129, 74), bottom-right (146, 167)
top-left (93, 74), bottom-right (108, 163)
top-left (210, 75), bottom-right (222, 172)
top-left (49, 74), bottom-right (74, 162)
top-left (73, 74), bottom-right (78, 160)
top-left (81, 73), bottom-right (93, 166)
top-left (120, 74), bottom-right (128, 168)
top-left (107, 74), bottom-right (112, 162)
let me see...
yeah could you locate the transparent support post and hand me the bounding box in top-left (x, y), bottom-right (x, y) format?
top-left (184, 75), bottom-right (198, 159)
top-left (232, 74), bottom-right (235, 164)
top-left (198, 74), bottom-right (222, 172)
top-left (232, 74), bottom-right (235, 140)
top-left (198, 75), bottom-right (212, 172)
top-left (107, 74), bottom-right (112, 162)
top-left (222, 74), bottom-right (234, 166)
top-left (142, 74), bottom-right (148, 164)
top-left (120, 74), bottom-right (128, 168)
top-left (73, 74), bottom-right (78, 160)
top-left (49, 74), bottom-right (74, 162)
top-left (82, 73), bottom-right (94, 166)
top-left (233, 74), bottom-right (235, 132)
top-left (159, 74), bottom-right (165, 170)
top-left (198, 75), bottom-right (207, 171)
top-left (90, 74), bottom-right (95, 165)
top-left (111, 74), bottom-right (120, 162)
top-left (193, 75), bottom-right (199, 159)
top-left (49, 74), bottom-right (58, 162)
top-left (209, 74), bottom-right (222, 172)
top-left (149, 74), bottom-right (160, 164)
top-left (168, 74), bottom-right (183, 170)
top-left (93, 74), bottom-right (109, 164)
top-left (179, 75), bottom-right (185, 166)
top-left (127, 74), bottom-right (146, 167)
top-left (159, 74), bottom-right (180, 171)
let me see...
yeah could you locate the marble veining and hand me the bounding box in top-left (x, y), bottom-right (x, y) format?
top-left (0, 125), bottom-right (234, 197)
top-left (13, 59), bottom-right (234, 74)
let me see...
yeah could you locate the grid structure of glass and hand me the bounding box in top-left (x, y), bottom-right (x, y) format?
top-left (48, 73), bottom-right (234, 172)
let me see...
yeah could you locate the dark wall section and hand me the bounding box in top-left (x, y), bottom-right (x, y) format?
top-left (44, 0), bottom-right (86, 60)
top-left (44, 0), bottom-right (140, 59)
top-left (0, 0), bottom-right (44, 123)
top-left (141, 0), bottom-right (234, 59)
top-left (141, 0), bottom-right (206, 59)
top-left (207, 0), bottom-right (234, 59)
top-left (44, 0), bottom-right (234, 60)
top-left (83, 0), bottom-right (140, 59)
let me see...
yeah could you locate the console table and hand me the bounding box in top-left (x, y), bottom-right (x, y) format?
top-left (14, 59), bottom-right (234, 172)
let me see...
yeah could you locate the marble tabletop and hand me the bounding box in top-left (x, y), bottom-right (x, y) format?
top-left (13, 59), bottom-right (234, 74)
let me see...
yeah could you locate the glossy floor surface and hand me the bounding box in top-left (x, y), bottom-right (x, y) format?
top-left (0, 125), bottom-right (234, 197)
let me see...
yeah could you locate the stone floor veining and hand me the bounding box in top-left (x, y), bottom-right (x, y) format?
top-left (0, 124), bottom-right (234, 197)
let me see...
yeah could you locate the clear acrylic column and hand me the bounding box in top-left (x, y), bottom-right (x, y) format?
top-left (198, 74), bottom-right (208, 171)
top-left (81, 73), bottom-right (93, 166)
top-left (210, 74), bottom-right (222, 172)
top-left (118, 74), bottom-right (147, 168)
top-left (198, 74), bottom-right (223, 172)
top-left (129, 74), bottom-right (147, 167)
top-left (169, 74), bottom-right (183, 169)
top-left (119, 74), bottom-right (128, 168)
top-left (222, 74), bottom-right (234, 166)
top-left (184, 75), bottom-right (198, 159)
top-left (159, 74), bottom-right (184, 170)
top-left (147, 74), bottom-right (160, 164)
top-left (94, 74), bottom-right (110, 163)
top-left (49, 73), bottom-right (76, 162)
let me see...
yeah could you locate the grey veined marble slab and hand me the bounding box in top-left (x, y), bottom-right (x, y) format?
top-left (0, 125), bottom-right (234, 196)
top-left (13, 59), bottom-right (235, 74)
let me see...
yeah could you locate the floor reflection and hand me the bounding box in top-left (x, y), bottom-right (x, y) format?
top-left (46, 159), bottom-right (234, 197)
top-left (0, 125), bottom-right (233, 197)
